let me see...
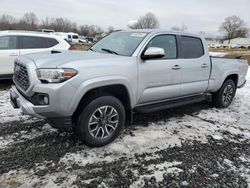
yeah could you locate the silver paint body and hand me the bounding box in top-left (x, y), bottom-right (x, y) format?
top-left (11, 30), bottom-right (249, 119)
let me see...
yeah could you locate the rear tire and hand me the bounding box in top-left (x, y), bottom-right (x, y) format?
top-left (212, 79), bottom-right (236, 108)
top-left (76, 96), bottom-right (125, 147)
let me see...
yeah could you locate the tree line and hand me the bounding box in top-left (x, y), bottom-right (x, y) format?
top-left (0, 12), bottom-right (109, 37)
top-left (0, 12), bottom-right (159, 36)
top-left (0, 12), bottom-right (249, 41)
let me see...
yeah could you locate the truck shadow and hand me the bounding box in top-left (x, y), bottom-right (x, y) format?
top-left (0, 79), bottom-right (13, 90)
top-left (132, 101), bottom-right (211, 127)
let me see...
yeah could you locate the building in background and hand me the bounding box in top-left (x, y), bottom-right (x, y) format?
top-left (223, 37), bottom-right (250, 48)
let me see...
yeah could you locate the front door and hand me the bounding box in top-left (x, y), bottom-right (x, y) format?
top-left (138, 34), bottom-right (181, 104)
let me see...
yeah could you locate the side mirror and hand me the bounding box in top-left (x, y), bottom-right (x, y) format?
top-left (141, 47), bottom-right (165, 60)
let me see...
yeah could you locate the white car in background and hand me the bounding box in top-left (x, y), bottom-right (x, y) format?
top-left (79, 36), bottom-right (87, 44)
top-left (0, 30), bottom-right (71, 79)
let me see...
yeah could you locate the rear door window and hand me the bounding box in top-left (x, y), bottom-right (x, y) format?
top-left (0, 36), bottom-right (18, 50)
top-left (20, 36), bottom-right (47, 49)
top-left (180, 36), bottom-right (204, 58)
top-left (46, 38), bottom-right (59, 47)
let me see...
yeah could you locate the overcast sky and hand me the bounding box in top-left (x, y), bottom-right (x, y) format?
top-left (1, 0), bottom-right (250, 36)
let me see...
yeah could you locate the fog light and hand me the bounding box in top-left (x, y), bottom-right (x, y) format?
top-left (43, 96), bottom-right (49, 105)
top-left (31, 93), bottom-right (50, 105)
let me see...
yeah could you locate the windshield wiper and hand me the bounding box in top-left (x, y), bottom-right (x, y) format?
top-left (101, 48), bottom-right (118, 55)
top-left (89, 48), bottom-right (95, 52)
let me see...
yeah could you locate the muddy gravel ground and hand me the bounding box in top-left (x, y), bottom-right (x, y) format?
top-left (0, 74), bottom-right (250, 188)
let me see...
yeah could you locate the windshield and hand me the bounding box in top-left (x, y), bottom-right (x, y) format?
top-left (90, 32), bottom-right (148, 56)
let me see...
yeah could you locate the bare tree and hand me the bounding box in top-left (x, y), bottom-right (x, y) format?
top-left (171, 26), bottom-right (180, 31)
top-left (42, 18), bottom-right (77, 32)
top-left (93, 25), bottom-right (103, 36)
top-left (0, 14), bottom-right (16, 30)
top-left (107, 26), bottom-right (115, 34)
top-left (78, 25), bottom-right (104, 37)
top-left (79, 25), bottom-right (94, 37)
top-left (171, 24), bottom-right (187, 32)
top-left (0, 12), bottom-right (104, 35)
top-left (219, 15), bottom-right (249, 41)
top-left (21, 12), bottom-right (39, 30)
top-left (40, 17), bottom-right (54, 30)
top-left (79, 24), bottom-right (91, 36)
top-left (128, 12), bottom-right (159, 29)
top-left (199, 31), bottom-right (206, 36)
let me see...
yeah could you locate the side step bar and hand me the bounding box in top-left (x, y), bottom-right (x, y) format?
top-left (134, 95), bottom-right (207, 113)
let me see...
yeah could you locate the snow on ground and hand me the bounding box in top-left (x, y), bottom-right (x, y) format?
top-left (0, 90), bottom-right (30, 123)
top-left (0, 70), bottom-right (249, 187)
top-left (0, 123), bottom-right (57, 149)
top-left (209, 52), bottom-right (226, 57)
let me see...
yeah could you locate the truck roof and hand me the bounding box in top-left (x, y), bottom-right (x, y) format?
top-left (120, 29), bottom-right (202, 38)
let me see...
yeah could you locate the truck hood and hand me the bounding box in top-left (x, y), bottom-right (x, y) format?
top-left (23, 50), bottom-right (128, 68)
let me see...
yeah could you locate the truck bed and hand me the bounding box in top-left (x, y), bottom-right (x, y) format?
top-left (208, 56), bottom-right (248, 92)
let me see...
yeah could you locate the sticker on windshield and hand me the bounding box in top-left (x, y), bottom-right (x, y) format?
top-left (131, 33), bottom-right (147, 37)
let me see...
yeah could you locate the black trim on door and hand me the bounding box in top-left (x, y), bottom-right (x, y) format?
top-left (134, 94), bottom-right (207, 113)
top-left (178, 35), bottom-right (205, 59)
top-left (141, 34), bottom-right (179, 60)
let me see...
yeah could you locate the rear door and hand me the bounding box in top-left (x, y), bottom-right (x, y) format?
top-left (0, 36), bottom-right (19, 75)
top-left (138, 34), bottom-right (181, 104)
top-left (178, 36), bottom-right (210, 96)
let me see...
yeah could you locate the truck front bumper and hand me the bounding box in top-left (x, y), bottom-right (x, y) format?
top-left (10, 86), bottom-right (45, 119)
top-left (10, 86), bottom-right (73, 130)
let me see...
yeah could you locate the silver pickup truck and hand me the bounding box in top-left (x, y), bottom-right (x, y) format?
top-left (10, 30), bottom-right (248, 147)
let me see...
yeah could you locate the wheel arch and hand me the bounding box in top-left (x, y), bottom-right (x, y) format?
top-left (213, 73), bottom-right (239, 93)
top-left (224, 74), bottom-right (238, 86)
top-left (72, 82), bottom-right (133, 125)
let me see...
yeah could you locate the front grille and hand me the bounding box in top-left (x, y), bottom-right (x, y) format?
top-left (13, 61), bottom-right (30, 91)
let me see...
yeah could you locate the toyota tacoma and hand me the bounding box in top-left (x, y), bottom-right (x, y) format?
top-left (10, 30), bottom-right (248, 147)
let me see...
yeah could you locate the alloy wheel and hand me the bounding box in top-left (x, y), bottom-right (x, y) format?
top-left (88, 105), bottom-right (119, 139)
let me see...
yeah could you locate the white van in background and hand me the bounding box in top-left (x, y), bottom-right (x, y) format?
top-left (67, 32), bottom-right (79, 44)
top-left (0, 30), bottom-right (71, 79)
top-left (56, 32), bottom-right (79, 44)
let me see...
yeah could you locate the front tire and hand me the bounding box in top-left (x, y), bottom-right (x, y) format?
top-left (76, 96), bottom-right (125, 147)
top-left (212, 79), bottom-right (236, 108)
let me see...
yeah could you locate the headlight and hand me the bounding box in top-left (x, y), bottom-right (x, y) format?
top-left (37, 68), bottom-right (77, 83)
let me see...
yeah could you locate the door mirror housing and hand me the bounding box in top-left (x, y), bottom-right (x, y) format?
top-left (141, 47), bottom-right (165, 60)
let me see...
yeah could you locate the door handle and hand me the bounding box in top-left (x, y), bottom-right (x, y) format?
top-left (201, 63), bottom-right (208, 68)
top-left (172, 65), bottom-right (181, 70)
top-left (9, 53), bottom-right (18, 57)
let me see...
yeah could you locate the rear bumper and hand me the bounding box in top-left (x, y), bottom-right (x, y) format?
top-left (238, 80), bottom-right (246, 88)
